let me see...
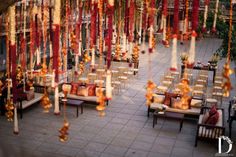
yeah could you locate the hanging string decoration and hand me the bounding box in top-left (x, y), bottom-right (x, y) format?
top-left (132, 44), bottom-right (140, 64)
top-left (212, 0), bottom-right (219, 33)
top-left (98, 0), bottom-right (104, 65)
top-left (41, 92), bottom-right (52, 113)
top-left (188, 0), bottom-right (199, 64)
top-left (222, 0), bottom-right (234, 97)
top-left (202, 0), bottom-right (210, 32)
top-left (96, 84), bottom-right (106, 116)
top-left (170, 0), bottom-right (179, 71)
top-left (58, 84), bottom-right (71, 142)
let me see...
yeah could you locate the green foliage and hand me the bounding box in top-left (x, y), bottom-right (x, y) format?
top-left (199, 1), bottom-right (236, 62)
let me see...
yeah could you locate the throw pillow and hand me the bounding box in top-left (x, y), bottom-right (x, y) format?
top-left (70, 82), bottom-right (79, 95)
top-left (205, 111), bottom-right (219, 125)
top-left (86, 84), bottom-right (96, 96)
top-left (209, 105), bottom-right (217, 116)
top-left (163, 92), bottom-right (178, 106)
top-left (171, 98), bottom-right (182, 109)
top-left (77, 86), bottom-right (88, 97)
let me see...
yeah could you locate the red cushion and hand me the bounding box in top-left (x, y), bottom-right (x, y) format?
top-left (209, 105), bottom-right (217, 116)
top-left (70, 83), bottom-right (79, 95)
top-left (163, 92), bottom-right (178, 106)
top-left (205, 111), bottom-right (219, 125)
top-left (86, 84), bottom-right (96, 96)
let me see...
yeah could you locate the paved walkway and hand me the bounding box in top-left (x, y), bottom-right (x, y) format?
top-left (0, 38), bottom-right (235, 157)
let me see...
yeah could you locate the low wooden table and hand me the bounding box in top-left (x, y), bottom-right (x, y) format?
top-left (181, 64), bottom-right (217, 83)
top-left (153, 110), bottom-right (184, 132)
top-left (60, 99), bottom-right (84, 118)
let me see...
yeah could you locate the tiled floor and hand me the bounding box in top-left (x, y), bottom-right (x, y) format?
top-left (0, 38), bottom-right (235, 157)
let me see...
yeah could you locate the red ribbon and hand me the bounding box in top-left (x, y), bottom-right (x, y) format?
top-left (10, 43), bottom-right (17, 103)
top-left (163, 0), bottom-right (168, 16)
top-left (191, 0), bottom-right (199, 31)
top-left (142, 1), bottom-right (147, 30)
top-left (173, 0), bottom-right (179, 34)
top-left (53, 24), bottom-right (60, 82)
top-left (128, 0), bottom-right (135, 42)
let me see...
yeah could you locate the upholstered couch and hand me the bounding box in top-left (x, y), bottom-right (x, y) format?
top-left (59, 83), bottom-right (109, 106)
top-left (147, 93), bottom-right (203, 118)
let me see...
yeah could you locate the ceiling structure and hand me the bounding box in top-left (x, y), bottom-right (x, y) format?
top-left (0, 0), bottom-right (20, 14)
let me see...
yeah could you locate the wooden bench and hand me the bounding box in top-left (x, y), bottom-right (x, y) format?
top-left (17, 93), bottom-right (43, 119)
top-left (195, 107), bottom-right (225, 146)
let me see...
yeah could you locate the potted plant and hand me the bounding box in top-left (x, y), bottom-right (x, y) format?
top-left (208, 53), bottom-right (220, 67)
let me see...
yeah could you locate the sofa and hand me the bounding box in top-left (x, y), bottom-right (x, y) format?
top-left (59, 83), bottom-right (109, 106)
top-left (148, 93), bottom-right (203, 118)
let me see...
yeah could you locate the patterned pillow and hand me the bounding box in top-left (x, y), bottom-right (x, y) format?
top-left (86, 84), bottom-right (96, 96)
top-left (209, 105), bottom-right (217, 116)
top-left (70, 83), bottom-right (79, 95)
top-left (205, 111), bottom-right (219, 125)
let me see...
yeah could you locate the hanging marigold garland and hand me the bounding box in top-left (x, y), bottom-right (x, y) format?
top-left (222, 0), bottom-right (233, 97)
top-left (145, 0), bottom-right (156, 107)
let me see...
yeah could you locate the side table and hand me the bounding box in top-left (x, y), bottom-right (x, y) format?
top-left (60, 99), bottom-right (84, 118)
top-left (153, 110), bottom-right (184, 132)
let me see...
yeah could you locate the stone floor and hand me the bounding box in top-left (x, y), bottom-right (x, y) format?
top-left (0, 38), bottom-right (235, 157)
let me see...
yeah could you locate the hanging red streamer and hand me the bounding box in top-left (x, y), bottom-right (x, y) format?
top-left (53, 25), bottom-right (60, 82)
top-left (90, 1), bottom-right (97, 47)
top-left (191, 0), bottom-right (199, 31)
top-left (142, 1), bottom-right (147, 30)
top-left (148, 0), bottom-right (156, 26)
top-left (10, 43), bottom-right (17, 103)
top-left (128, 0), bottom-right (135, 42)
top-left (173, 0), bottom-right (179, 34)
top-left (124, 0), bottom-right (129, 36)
top-left (163, 0), bottom-right (168, 16)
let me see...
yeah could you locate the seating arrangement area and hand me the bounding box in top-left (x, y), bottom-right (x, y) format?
top-left (0, 1), bottom-right (236, 157)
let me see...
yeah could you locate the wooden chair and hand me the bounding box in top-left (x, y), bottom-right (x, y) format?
top-left (195, 107), bottom-right (225, 147)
